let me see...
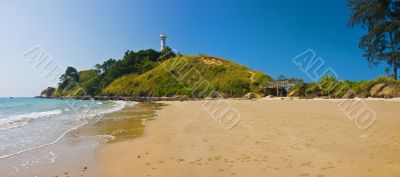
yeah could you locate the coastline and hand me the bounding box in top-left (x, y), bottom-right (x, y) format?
top-left (96, 99), bottom-right (400, 177)
top-left (0, 101), bottom-right (163, 177)
top-left (35, 95), bottom-right (400, 102)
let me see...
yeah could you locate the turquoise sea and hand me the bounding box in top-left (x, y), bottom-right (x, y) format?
top-left (0, 98), bottom-right (126, 160)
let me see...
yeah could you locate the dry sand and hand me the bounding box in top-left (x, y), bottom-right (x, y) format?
top-left (97, 100), bottom-right (400, 177)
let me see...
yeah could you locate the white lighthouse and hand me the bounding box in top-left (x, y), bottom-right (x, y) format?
top-left (160, 33), bottom-right (167, 51)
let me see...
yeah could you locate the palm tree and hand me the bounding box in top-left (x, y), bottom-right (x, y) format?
top-left (348, 0), bottom-right (400, 80)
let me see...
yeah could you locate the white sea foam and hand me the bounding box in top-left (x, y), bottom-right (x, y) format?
top-left (0, 110), bottom-right (63, 131)
top-left (89, 101), bottom-right (129, 117)
top-left (0, 100), bottom-right (132, 160)
top-left (100, 101), bottom-right (127, 114)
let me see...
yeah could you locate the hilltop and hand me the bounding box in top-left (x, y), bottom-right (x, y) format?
top-left (102, 55), bottom-right (272, 97)
top-left (48, 48), bottom-right (273, 99)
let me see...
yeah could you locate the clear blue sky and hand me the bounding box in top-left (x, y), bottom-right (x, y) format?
top-left (0, 0), bottom-right (387, 97)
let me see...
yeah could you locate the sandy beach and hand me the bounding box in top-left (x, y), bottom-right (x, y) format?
top-left (97, 99), bottom-right (400, 177)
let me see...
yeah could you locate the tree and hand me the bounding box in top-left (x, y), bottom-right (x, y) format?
top-left (79, 70), bottom-right (101, 96)
top-left (348, 0), bottom-right (400, 80)
top-left (95, 59), bottom-right (116, 74)
top-left (319, 74), bottom-right (339, 96)
top-left (59, 67), bottom-right (80, 89)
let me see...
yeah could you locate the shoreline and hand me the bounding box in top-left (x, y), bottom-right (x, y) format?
top-left (3, 99), bottom-right (399, 176)
top-left (0, 101), bottom-right (163, 177)
top-left (34, 95), bottom-right (400, 103)
top-left (96, 99), bottom-right (400, 177)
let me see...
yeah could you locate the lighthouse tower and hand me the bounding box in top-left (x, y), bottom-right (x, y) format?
top-left (160, 33), bottom-right (167, 51)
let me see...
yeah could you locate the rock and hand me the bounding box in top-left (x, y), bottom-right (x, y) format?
top-left (40, 87), bottom-right (56, 98)
top-left (369, 83), bottom-right (386, 97)
top-left (244, 92), bottom-right (261, 99)
top-left (377, 85), bottom-right (400, 98)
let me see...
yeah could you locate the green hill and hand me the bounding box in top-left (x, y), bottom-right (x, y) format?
top-left (50, 48), bottom-right (273, 98)
top-left (102, 55), bottom-right (273, 98)
top-left (45, 48), bottom-right (400, 99)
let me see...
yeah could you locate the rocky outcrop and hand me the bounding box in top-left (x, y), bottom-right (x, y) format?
top-left (40, 87), bottom-right (56, 98)
top-left (244, 92), bottom-right (262, 99)
top-left (369, 83), bottom-right (386, 97)
top-left (376, 85), bottom-right (400, 98)
top-left (369, 83), bottom-right (400, 98)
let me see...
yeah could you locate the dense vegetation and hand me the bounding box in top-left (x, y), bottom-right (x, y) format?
top-left (51, 49), bottom-right (273, 98)
top-left (48, 46), bottom-right (400, 99)
top-left (288, 75), bottom-right (400, 98)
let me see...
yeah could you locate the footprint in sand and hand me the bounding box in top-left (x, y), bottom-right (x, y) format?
top-left (386, 161), bottom-right (394, 164)
top-left (321, 166), bottom-right (335, 170)
top-left (299, 173), bottom-right (309, 177)
top-left (300, 161), bottom-right (313, 167)
top-left (286, 164), bottom-right (294, 169)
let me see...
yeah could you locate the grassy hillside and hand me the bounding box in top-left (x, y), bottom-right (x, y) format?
top-left (102, 55), bottom-right (273, 97)
top-left (47, 48), bottom-right (400, 99)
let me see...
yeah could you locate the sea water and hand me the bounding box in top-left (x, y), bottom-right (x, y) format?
top-left (0, 97), bottom-right (127, 160)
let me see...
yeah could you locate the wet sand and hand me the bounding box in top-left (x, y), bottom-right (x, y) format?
top-left (0, 102), bottom-right (162, 177)
top-left (97, 99), bottom-right (400, 177)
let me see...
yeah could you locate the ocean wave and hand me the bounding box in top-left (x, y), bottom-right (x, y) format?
top-left (80, 101), bottom-right (129, 121)
top-left (101, 101), bottom-right (129, 114)
top-left (0, 109), bottom-right (63, 131)
top-left (0, 101), bottom-right (132, 159)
